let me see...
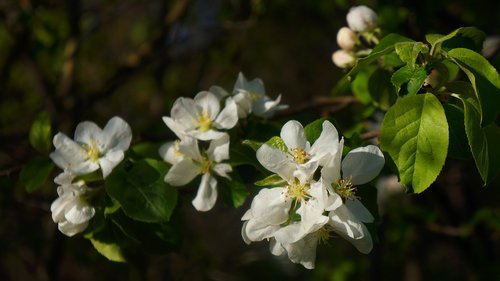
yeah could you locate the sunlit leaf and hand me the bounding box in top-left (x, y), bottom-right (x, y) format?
top-left (20, 159), bottom-right (54, 193)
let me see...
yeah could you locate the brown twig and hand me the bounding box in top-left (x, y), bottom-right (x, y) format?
top-left (275, 95), bottom-right (358, 117)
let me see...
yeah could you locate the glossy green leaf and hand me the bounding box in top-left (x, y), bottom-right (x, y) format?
top-left (304, 118), bottom-right (327, 144)
top-left (20, 159), bottom-right (54, 193)
top-left (394, 42), bottom-right (429, 69)
top-left (460, 97), bottom-right (500, 184)
top-left (443, 103), bottom-right (471, 159)
top-left (254, 174), bottom-right (287, 187)
top-left (106, 159), bottom-right (178, 223)
top-left (348, 33), bottom-right (413, 76)
top-left (218, 172), bottom-right (249, 208)
top-left (29, 111), bottom-right (52, 154)
top-left (351, 66), bottom-right (375, 104)
top-left (380, 94), bottom-right (449, 193)
top-left (448, 48), bottom-right (500, 126)
top-left (391, 65), bottom-right (428, 96)
top-left (368, 69), bottom-right (398, 110)
top-left (430, 27), bottom-right (485, 55)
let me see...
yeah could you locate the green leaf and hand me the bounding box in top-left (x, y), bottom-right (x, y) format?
top-left (20, 159), bottom-right (54, 193)
top-left (130, 142), bottom-right (162, 159)
top-left (242, 139), bottom-right (263, 151)
top-left (368, 69), bottom-right (398, 110)
top-left (351, 66), bottom-right (376, 104)
top-left (265, 136), bottom-right (288, 152)
top-left (106, 159), bottom-right (178, 223)
top-left (394, 42), bottom-right (429, 69)
top-left (218, 173), bottom-right (249, 208)
top-left (443, 103), bottom-right (471, 159)
top-left (29, 111), bottom-right (52, 154)
top-left (390, 65), bottom-right (428, 96)
top-left (448, 48), bottom-right (500, 126)
top-left (425, 34), bottom-right (443, 46)
top-left (460, 97), bottom-right (500, 184)
top-left (380, 94), bottom-right (449, 193)
top-left (254, 174), bottom-right (287, 187)
top-left (348, 33), bottom-right (413, 77)
top-left (304, 118), bottom-right (327, 144)
top-left (89, 238), bottom-right (126, 263)
top-left (430, 27), bottom-right (486, 55)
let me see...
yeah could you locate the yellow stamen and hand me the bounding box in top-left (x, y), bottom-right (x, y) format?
top-left (333, 176), bottom-right (358, 200)
top-left (84, 139), bottom-right (101, 162)
top-left (317, 227), bottom-right (332, 245)
top-left (290, 148), bottom-right (310, 164)
top-left (197, 111), bottom-right (213, 132)
top-left (199, 156), bottom-right (211, 174)
top-left (287, 178), bottom-right (310, 201)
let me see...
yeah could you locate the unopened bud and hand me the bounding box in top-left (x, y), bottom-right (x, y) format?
top-left (337, 27), bottom-right (358, 51)
top-left (482, 35), bottom-right (500, 58)
top-left (332, 50), bottom-right (355, 69)
top-left (346, 5), bottom-right (378, 32)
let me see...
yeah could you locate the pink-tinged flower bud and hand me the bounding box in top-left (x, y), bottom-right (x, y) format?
top-left (331, 50), bottom-right (355, 68)
top-left (346, 5), bottom-right (378, 32)
top-left (482, 35), bottom-right (500, 58)
top-left (336, 27), bottom-right (358, 51)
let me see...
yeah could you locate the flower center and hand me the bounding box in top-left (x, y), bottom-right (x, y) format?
top-left (317, 226), bottom-right (332, 245)
top-left (84, 139), bottom-right (101, 162)
top-left (249, 91), bottom-right (262, 102)
top-left (333, 176), bottom-right (358, 200)
top-left (197, 111), bottom-right (213, 132)
top-left (287, 178), bottom-right (310, 201)
top-left (199, 156), bottom-right (212, 174)
top-left (290, 148), bottom-right (310, 164)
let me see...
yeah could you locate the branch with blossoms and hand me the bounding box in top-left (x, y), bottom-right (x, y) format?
top-left (20, 5), bottom-right (500, 270)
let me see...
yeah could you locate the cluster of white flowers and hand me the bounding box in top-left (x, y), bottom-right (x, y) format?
top-left (241, 120), bottom-right (384, 269)
top-left (332, 5), bottom-right (380, 69)
top-left (160, 72), bottom-right (287, 212)
top-left (49, 116), bottom-right (132, 236)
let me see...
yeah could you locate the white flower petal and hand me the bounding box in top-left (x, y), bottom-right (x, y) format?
top-left (50, 195), bottom-right (73, 222)
top-left (99, 150), bottom-right (124, 178)
top-left (162, 116), bottom-right (188, 139)
top-left (100, 116), bottom-right (132, 152)
top-left (346, 199), bottom-right (374, 223)
top-left (320, 139), bottom-right (344, 183)
top-left (256, 144), bottom-right (296, 182)
top-left (159, 141), bottom-right (184, 165)
top-left (212, 163), bottom-right (232, 179)
top-left (64, 199), bottom-right (95, 224)
top-left (214, 97), bottom-right (238, 129)
top-left (176, 136), bottom-right (202, 162)
top-left (170, 97), bottom-right (199, 130)
top-left (50, 133), bottom-right (96, 174)
top-left (269, 238), bottom-right (285, 256)
top-left (192, 173), bottom-right (218, 212)
top-left (164, 158), bottom-right (200, 186)
top-left (280, 120), bottom-right (307, 150)
top-left (282, 233), bottom-right (319, 269)
top-left (194, 91), bottom-right (220, 121)
top-left (233, 92), bottom-right (252, 118)
top-left (342, 145), bottom-right (384, 185)
top-left (193, 129), bottom-right (227, 141)
top-left (241, 221), bottom-right (252, 244)
top-left (58, 220), bottom-right (89, 237)
top-left (209, 85), bottom-right (229, 100)
top-left (309, 121), bottom-right (340, 165)
top-left (234, 72), bottom-right (265, 96)
top-left (328, 204), bottom-right (373, 253)
top-left (206, 134), bottom-right (230, 163)
top-left (74, 121), bottom-right (102, 145)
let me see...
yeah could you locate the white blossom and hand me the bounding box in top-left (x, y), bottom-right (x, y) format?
top-left (162, 91), bottom-right (238, 141)
top-left (233, 72), bottom-right (288, 118)
top-left (50, 172), bottom-right (95, 237)
top-left (162, 134), bottom-right (232, 211)
top-left (332, 49), bottom-right (356, 69)
top-left (346, 5), bottom-right (378, 32)
top-left (337, 27), bottom-right (358, 51)
top-left (50, 116), bottom-right (132, 178)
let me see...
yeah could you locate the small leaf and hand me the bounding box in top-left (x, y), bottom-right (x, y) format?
top-left (443, 103), bottom-right (471, 159)
top-left (394, 42), bottom-right (429, 69)
top-left (391, 65), bottom-right (428, 96)
top-left (380, 94), bottom-right (449, 193)
top-left (242, 139), bottom-right (263, 151)
top-left (106, 159), bottom-right (178, 223)
top-left (430, 27), bottom-right (486, 55)
top-left (89, 239), bottom-right (126, 263)
top-left (304, 118), bottom-right (327, 144)
top-left (20, 159), bottom-right (54, 193)
top-left (254, 174), bottom-right (287, 187)
top-left (425, 34), bottom-right (444, 46)
top-left (368, 68), bottom-right (397, 110)
top-left (265, 136), bottom-right (288, 153)
top-left (218, 171), bottom-right (249, 208)
top-left (448, 48), bottom-right (500, 126)
top-left (460, 97), bottom-right (500, 184)
top-left (351, 66), bottom-right (376, 104)
top-left (348, 33), bottom-right (413, 77)
top-left (29, 111), bottom-right (52, 154)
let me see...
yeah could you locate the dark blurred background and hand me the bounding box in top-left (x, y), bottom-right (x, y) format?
top-left (1, 0), bottom-right (499, 280)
